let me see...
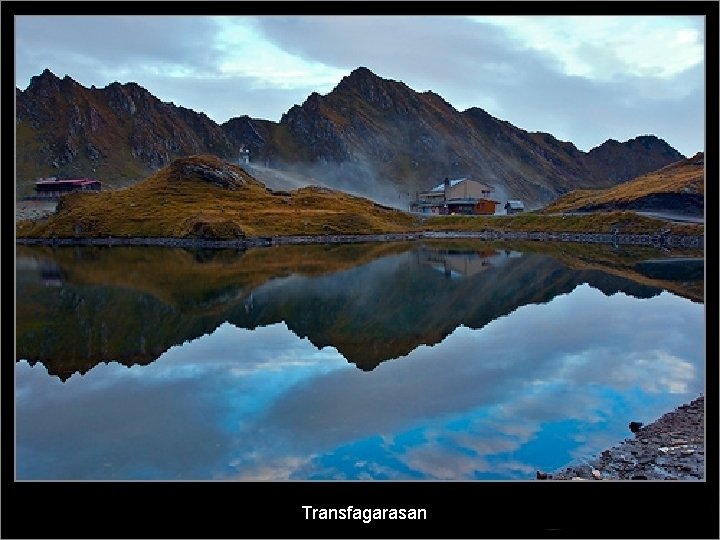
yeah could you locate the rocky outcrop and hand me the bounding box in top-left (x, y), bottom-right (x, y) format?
top-left (167, 155), bottom-right (256, 190)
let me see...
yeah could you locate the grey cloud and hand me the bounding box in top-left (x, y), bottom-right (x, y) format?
top-left (16, 16), bottom-right (225, 87)
top-left (136, 74), bottom-right (318, 123)
top-left (15, 16), bottom-right (317, 123)
top-left (14, 15), bottom-right (704, 155)
top-left (252, 15), bottom-right (704, 155)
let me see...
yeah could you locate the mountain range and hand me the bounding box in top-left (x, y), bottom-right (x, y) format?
top-left (16, 67), bottom-right (685, 207)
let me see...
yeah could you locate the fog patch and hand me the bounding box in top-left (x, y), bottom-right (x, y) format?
top-left (241, 155), bottom-right (414, 211)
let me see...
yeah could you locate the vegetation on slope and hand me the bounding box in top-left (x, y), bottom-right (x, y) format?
top-left (543, 153), bottom-right (704, 214)
top-left (421, 211), bottom-right (703, 236)
top-left (16, 154), bottom-right (704, 240)
top-left (16, 155), bottom-right (418, 239)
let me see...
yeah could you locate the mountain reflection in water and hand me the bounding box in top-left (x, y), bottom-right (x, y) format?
top-left (15, 242), bottom-right (704, 480)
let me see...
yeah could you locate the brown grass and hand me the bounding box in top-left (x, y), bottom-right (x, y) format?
top-left (16, 155), bottom-right (419, 239)
top-left (16, 155), bottom-right (704, 240)
top-left (421, 211), bottom-right (703, 235)
top-left (544, 153), bottom-right (704, 213)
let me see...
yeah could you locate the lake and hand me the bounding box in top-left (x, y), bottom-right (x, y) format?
top-left (15, 241), bottom-right (704, 480)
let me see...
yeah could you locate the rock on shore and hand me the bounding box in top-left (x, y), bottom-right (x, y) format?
top-left (552, 395), bottom-right (704, 480)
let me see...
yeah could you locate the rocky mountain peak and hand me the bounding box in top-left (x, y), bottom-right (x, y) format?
top-left (591, 135), bottom-right (682, 158)
top-left (302, 91), bottom-right (323, 110)
top-left (26, 68), bottom-right (61, 92)
top-left (337, 66), bottom-right (379, 87)
top-left (628, 135), bottom-right (674, 151)
top-left (16, 70), bottom-right (238, 193)
top-left (586, 135), bottom-right (685, 184)
top-left (332, 66), bottom-right (410, 110)
top-left (17, 67), bottom-right (689, 208)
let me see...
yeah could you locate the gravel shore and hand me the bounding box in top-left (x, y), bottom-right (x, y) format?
top-left (16, 199), bottom-right (58, 221)
top-left (549, 395), bottom-right (704, 481)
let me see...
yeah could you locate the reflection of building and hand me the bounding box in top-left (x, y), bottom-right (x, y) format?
top-left (419, 247), bottom-right (522, 278)
top-left (34, 177), bottom-right (101, 198)
top-left (39, 263), bottom-right (63, 287)
top-left (504, 200), bottom-right (525, 214)
top-left (410, 177), bottom-right (499, 215)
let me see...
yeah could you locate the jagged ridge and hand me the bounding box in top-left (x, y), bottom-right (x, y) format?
top-left (16, 67), bottom-right (687, 208)
top-left (227, 66), bottom-right (686, 207)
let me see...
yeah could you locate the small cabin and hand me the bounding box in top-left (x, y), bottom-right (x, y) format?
top-left (34, 177), bottom-right (101, 198)
top-left (504, 200), bottom-right (525, 214)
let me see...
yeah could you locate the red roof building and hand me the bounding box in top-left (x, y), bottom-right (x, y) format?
top-left (34, 177), bottom-right (102, 196)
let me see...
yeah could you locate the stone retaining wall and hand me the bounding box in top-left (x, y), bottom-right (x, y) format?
top-left (15, 230), bottom-right (704, 249)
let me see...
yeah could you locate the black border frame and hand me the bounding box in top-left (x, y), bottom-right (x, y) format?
top-left (3, 2), bottom-right (718, 539)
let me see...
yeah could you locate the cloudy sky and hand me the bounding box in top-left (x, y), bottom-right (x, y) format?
top-left (15, 14), bottom-right (705, 156)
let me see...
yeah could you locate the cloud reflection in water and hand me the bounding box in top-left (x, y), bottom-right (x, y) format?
top-left (16, 284), bottom-right (703, 480)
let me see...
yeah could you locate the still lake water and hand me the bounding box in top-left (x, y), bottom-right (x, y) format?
top-left (15, 241), bottom-right (704, 480)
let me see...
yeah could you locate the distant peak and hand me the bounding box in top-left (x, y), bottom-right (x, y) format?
top-left (335, 66), bottom-right (384, 90)
top-left (350, 66), bottom-right (375, 77)
top-left (632, 134), bottom-right (661, 142)
top-left (331, 66), bottom-right (416, 107)
top-left (27, 68), bottom-right (60, 90)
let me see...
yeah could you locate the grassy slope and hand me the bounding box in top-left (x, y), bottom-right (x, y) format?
top-left (543, 153), bottom-right (704, 213)
top-left (16, 155), bottom-right (704, 239)
top-left (422, 211), bottom-right (703, 235)
top-left (16, 155), bottom-right (418, 239)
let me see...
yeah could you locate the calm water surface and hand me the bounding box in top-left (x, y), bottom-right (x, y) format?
top-left (15, 242), bottom-right (704, 480)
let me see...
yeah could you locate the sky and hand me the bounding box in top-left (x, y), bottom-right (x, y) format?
top-left (14, 14), bottom-right (705, 156)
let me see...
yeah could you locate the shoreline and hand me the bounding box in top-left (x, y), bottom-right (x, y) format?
top-left (15, 230), bottom-right (704, 249)
top-left (547, 395), bottom-right (705, 481)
